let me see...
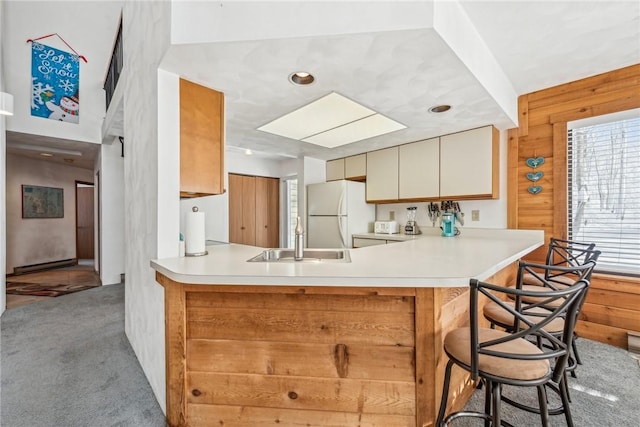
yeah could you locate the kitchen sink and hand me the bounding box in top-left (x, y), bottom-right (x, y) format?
top-left (247, 248), bottom-right (351, 263)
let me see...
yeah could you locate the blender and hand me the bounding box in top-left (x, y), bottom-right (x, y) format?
top-left (404, 206), bottom-right (421, 235)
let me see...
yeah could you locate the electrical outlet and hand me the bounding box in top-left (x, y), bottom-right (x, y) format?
top-left (471, 210), bottom-right (480, 221)
top-left (389, 210), bottom-right (395, 220)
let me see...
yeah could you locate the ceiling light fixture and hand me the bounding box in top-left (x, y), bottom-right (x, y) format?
top-left (244, 149), bottom-right (253, 155)
top-left (289, 71), bottom-right (315, 86)
top-left (0, 92), bottom-right (14, 116)
top-left (40, 153), bottom-right (54, 157)
top-left (429, 104), bottom-right (452, 113)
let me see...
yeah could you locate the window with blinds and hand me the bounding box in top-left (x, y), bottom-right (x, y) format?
top-left (568, 112), bottom-right (640, 277)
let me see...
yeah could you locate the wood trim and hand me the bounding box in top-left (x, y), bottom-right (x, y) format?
top-left (552, 122), bottom-right (568, 240)
top-left (415, 288), bottom-right (435, 427)
top-left (157, 273), bottom-right (187, 427)
top-left (518, 94), bottom-right (529, 136)
top-left (507, 128), bottom-right (519, 228)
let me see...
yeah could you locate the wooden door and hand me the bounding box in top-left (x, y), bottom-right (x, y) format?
top-left (229, 174), bottom-right (257, 245)
top-left (76, 183), bottom-right (94, 259)
top-left (255, 177), bottom-right (279, 248)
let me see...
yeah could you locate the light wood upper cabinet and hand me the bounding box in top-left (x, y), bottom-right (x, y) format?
top-left (345, 154), bottom-right (367, 181)
top-left (366, 146), bottom-right (399, 202)
top-left (398, 138), bottom-right (439, 200)
top-left (439, 125), bottom-right (499, 199)
top-left (180, 78), bottom-right (225, 198)
top-left (326, 158), bottom-right (345, 181)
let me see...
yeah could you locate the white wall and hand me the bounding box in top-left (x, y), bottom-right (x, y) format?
top-left (1, 0), bottom-right (6, 314)
top-left (122, 0), bottom-right (172, 414)
top-left (375, 129), bottom-right (509, 230)
top-left (97, 137), bottom-right (124, 285)
top-left (5, 154), bottom-right (93, 273)
top-left (3, 1), bottom-right (123, 143)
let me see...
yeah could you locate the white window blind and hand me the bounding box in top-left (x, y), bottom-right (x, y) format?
top-left (568, 113), bottom-right (640, 276)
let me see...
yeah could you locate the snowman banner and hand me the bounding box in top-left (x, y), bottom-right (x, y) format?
top-left (31, 42), bottom-right (80, 123)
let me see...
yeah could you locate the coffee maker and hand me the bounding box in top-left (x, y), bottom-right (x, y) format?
top-left (404, 206), bottom-right (421, 235)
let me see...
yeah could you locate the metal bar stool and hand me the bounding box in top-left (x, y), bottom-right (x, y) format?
top-left (436, 262), bottom-right (592, 427)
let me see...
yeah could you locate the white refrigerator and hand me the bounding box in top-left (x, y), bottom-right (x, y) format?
top-left (307, 180), bottom-right (375, 248)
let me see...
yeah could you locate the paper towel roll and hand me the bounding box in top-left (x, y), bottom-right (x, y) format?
top-left (185, 207), bottom-right (206, 256)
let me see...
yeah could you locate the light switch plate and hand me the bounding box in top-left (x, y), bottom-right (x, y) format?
top-left (471, 210), bottom-right (480, 221)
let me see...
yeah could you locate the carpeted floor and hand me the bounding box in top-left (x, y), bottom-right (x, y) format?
top-left (1, 284), bottom-right (638, 426)
top-left (1, 284), bottom-right (165, 427)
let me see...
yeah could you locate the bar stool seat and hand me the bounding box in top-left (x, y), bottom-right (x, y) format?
top-left (444, 327), bottom-right (550, 381)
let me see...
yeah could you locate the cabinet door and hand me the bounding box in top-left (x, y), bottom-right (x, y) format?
top-left (399, 138), bottom-right (439, 199)
top-left (180, 78), bottom-right (224, 197)
top-left (255, 177), bottom-right (280, 248)
top-left (440, 125), bottom-right (499, 199)
top-left (366, 147), bottom-right (399, 202)
top-left (326, 158), bottom-right (345, 181)
top-left (228, 174), bottom-right (256, 245)
top-left (345, 154), bottom-right (366, 181)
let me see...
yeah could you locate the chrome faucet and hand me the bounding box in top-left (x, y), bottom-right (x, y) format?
top-left (294, 216), bottom-right (304, 261)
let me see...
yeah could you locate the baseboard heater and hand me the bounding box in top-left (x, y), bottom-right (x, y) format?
top-left (629, 332), bottom-right (640, 355)
top-left (13, 258), bottom-right (77, 275)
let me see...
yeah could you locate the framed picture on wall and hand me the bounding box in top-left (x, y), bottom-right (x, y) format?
top-left (22, 185), bottom-right (64, 218)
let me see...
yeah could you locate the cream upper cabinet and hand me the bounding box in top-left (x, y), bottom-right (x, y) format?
top-left (326, 158), bottom-right (345, 181)
top-left (439, 125), bottom-right (499, 199)
top-left (399, 138), bottom-right (440, 199)
top-left (366, 146), bottom-right (399, 202)
top-left (345, 154), bottom-right (367, 180)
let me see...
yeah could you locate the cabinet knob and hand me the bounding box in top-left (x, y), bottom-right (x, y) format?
top-left (264, 225), bottom-right (268, 229)
top-left (192, 389), bottom-right (202, 397)
top-left (288, 391), bottom-right (298, 400)
top-left (241, 226), bottom-right (245, 230)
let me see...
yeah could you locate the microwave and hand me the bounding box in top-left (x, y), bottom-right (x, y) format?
top-left (374, 220), bottom-right (400, 234)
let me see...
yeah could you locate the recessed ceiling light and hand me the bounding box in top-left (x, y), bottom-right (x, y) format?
top-left (289, 71), bottom-right (315, 86)
top-left (244, 149), bottom-right (253, 156)
top-left (429, 105), bottom-right (452, 113)
top-left (40, 153), bottom-right (53, 157)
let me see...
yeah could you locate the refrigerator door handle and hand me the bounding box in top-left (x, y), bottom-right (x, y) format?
top-left (338, 216), bottom-right (346, 247)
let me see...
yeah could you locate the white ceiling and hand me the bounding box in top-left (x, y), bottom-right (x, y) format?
top-left (6, 0), bottom-right (640, 167)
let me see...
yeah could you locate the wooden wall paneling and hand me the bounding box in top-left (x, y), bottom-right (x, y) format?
top-left (188, 404), bottom-right (416, 427)
top-left (575, 321), bottom-right (630, 348)
top-left (187, 372), bottom-right (416, 415)
top-left (525, 64), bottom-right (640, 103)
top-left (579, 303), bottom-right (640, 332)
top-left (511, 64), bottom-right (640, 348)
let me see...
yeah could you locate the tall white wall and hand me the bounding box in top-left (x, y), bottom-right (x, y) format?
top-left (5, 154), bottom-right (93, 273)
top-left (122, 0), bottom-right (172, 413)
top-left (98, 137), bottom-right (124, 285)
top-left (1, 0), bottom-right (6, 314)
top-left (3, 1), bottom-right (122, 143)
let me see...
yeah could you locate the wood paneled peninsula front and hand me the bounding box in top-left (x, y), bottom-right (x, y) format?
top-left (152, 228), bottom-right (543, 427)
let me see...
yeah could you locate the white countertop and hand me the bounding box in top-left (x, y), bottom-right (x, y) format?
top-left (151, 228), bottom-right (544, 288)
top-left (352, 232), bottom-right (424, 242)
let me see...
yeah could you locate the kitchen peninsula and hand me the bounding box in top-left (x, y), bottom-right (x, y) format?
top-left (152, 228), bottom-right (543, 427)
